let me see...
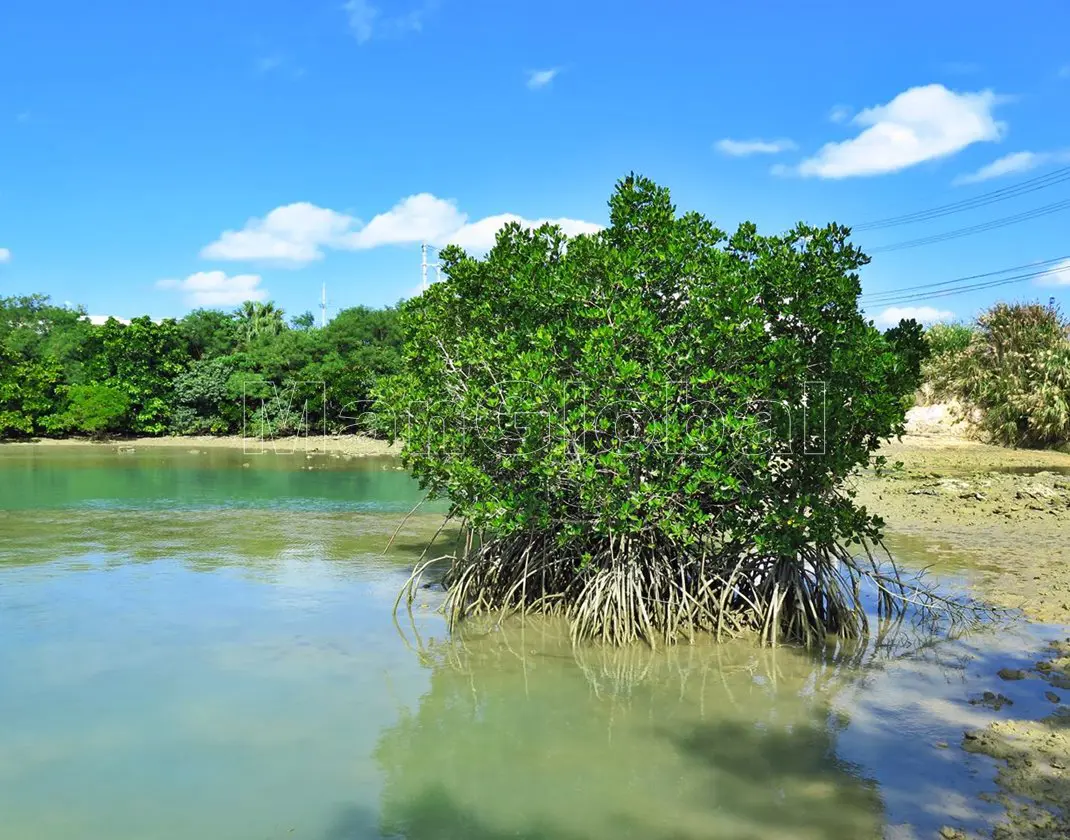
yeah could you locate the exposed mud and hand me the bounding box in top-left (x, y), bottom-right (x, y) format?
top-left (858, 407), bottom-right (1070, 840)
top-left (853, 408), bottom-right (1070, 627)
top-left (955, 641), bottom-right (1070, 840)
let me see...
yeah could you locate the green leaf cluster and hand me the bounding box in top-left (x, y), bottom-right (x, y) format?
top-left (376, 174), bottom-right (909, 562)
top-left (0, 296), bottom-right (403, 440)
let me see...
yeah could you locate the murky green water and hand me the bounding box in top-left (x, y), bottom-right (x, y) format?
top-left (0, 445), bottom-right (1063, 839)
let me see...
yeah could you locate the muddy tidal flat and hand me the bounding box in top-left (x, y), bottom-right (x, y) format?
top-left (855, 409), bottom-right (1070, 840)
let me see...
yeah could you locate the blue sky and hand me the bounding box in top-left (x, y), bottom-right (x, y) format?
top-left (1, 0), bottom-right (1069, 328)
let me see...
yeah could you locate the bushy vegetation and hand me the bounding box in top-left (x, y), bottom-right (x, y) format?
top-left (881, 318), bottom-right (930, 409)
top-left (0, 295), bottom-right (402, 440)
top-left (924, 303), bottom-right (1070, 448)
top-left (377, 174), bottom-right (928, 647)
top-left (924, 322), bottom-right (975, 359)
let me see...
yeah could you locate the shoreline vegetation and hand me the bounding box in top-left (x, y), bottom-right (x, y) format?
top-left (0, 432), bottom-right (400, 457)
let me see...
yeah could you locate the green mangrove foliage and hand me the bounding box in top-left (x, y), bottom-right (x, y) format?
top-left (924, 303), bottom-right (1070, 448)
top-left (881, 318), bottom-right (929, 408)
top-left (0, 296), bottom-right (403, 439)
top-left (376, 174), bottom-right (922, 647)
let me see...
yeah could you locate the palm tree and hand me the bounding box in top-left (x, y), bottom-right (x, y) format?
top-left (234, 301), bottom-right (286, 342)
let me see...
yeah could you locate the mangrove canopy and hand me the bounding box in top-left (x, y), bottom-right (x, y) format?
top-left (375, 174), bottom-right (924, 646)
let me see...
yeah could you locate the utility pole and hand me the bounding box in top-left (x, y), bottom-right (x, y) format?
top-left (320, 282), bottom-right (327, 327)
top-left (421, 243), bottom-right (442, 292)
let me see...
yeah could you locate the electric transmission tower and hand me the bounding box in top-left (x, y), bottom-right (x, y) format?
top-left (421, 243), bottom-right (442, 292)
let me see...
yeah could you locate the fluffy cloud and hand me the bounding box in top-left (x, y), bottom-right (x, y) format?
top-left (796, 84), bottom-right (1005, 178)
top-left (953, 149), bottom-right (1070, 185)
top-left (85, 315), bottom-right (132, 326)
top-left (527, 68), bottom-right (558, 90)
top-left (157, 271), bottom-right (267, 307)
top-left (1037, 258), bottom-right (1070, 287)
top-left (872, 305), bottom-right (955, 329)
top-left (201, 203), bottom-right (359, 265)
top-left (202, 195), bottom-right (602, 265)
top-left (0, 248), bottom-right (10, 263)
top-left (344, 0), bottom-right (428, 44)
top-left (715, 138), bottom-right (796, 157)
top-left (342, 194), bottom-right (467, 250)
top-left (446, 214), bottom-right (603, 252)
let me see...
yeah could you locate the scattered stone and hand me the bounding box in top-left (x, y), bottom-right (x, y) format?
top-left (1045, 691), bottom-right (1062, 703)
top-left (939, 827), bottom-right (966, 840)
top-left (998, 668), bottom-right (1026, 681)
top-left (1036, 661), bottom-right (1053, 672)
top-left (970, 691), bottom-right (1014, 710)
top-left (935, 741), bottom-right (950, 749)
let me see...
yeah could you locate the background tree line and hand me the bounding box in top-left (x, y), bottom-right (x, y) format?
top-left (0, 295), bottom-right (401, 438)
top-left (1, 292), bottom-right (1065, 450)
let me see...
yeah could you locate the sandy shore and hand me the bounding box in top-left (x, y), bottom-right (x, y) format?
top-left (854, 407), bottom-right (1070, 627)
top-left (0, 433), bottom-right (401, 457)
top-left (855, 406), bottom-right (1070, 840)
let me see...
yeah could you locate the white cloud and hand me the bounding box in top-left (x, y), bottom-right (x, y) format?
top-left (201, 203), bottom-right (359, 265)
top-left (1037, 258), bottom-right (1070, 287)
top-left (527, 68), bottom-right (558, 90)
top-left (344, 0), bottom-right (428, 44)
top-left (202, 196), bottom-right (602, 264)
top-left (953, 149), bottom-right (1070, 185)
top-left (873, 305), bottom-right (956, 329)
top-left (796, 84), bottom-right (1005, 178)
top-left (828, 105), bottom-right (851, 124)
top-left (157, 271), bottom-right (267, 307)
top-left (446, 214), bottom-right (602, 252)
top-left (342, 193), bottom-right (466, 250)
top-left (715, 138), bottom-right (796, 157)
top-left (0, 248), bottom-right (10, 263)
top-left (85, 315), bottom-right (131, 326)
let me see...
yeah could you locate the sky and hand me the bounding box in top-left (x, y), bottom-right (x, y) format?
top-left (1, 0), bottom-right (1069, 328)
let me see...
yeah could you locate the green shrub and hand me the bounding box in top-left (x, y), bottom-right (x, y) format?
top-left (931, 303), bottom-right (1070, 448)
top-left (925, 322), bottom-right (975, 358)
top-left (882, 318), bottom-right (930, 409)
top-left (376, 174), bottom-right (925, 647)
top-left (54, 384), bottom-right (131, 438)
top-left (170, 357), bottom-right (237, 435)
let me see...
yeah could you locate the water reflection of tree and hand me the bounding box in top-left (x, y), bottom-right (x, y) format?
top-left (369, 619), bottom-right (886, 840)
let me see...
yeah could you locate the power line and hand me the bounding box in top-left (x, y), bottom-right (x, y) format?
top-left (861, 261), bottom-right (1069, 307)
top-left (853, 165), bottom-right (1070, 231)
top-left (864, 198), bottom-right (1070, 254)
top-left (860, 256), bottom-right (1070, 303)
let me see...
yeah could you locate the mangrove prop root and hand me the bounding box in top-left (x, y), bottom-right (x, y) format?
top-left (394, 524), bottom-right (979, 647)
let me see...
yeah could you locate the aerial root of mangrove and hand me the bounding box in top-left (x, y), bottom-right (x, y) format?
top-left (395, 525), bottom-right (971, 648)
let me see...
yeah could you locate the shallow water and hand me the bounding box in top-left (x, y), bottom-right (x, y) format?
top-left (0, 446), bottom-right (1064, 840)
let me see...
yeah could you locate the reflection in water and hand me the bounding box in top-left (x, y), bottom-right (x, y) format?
top-left (372, 623), bottom-right (885, 840)
top-left (0, 447), bottom-right (1065, 840)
